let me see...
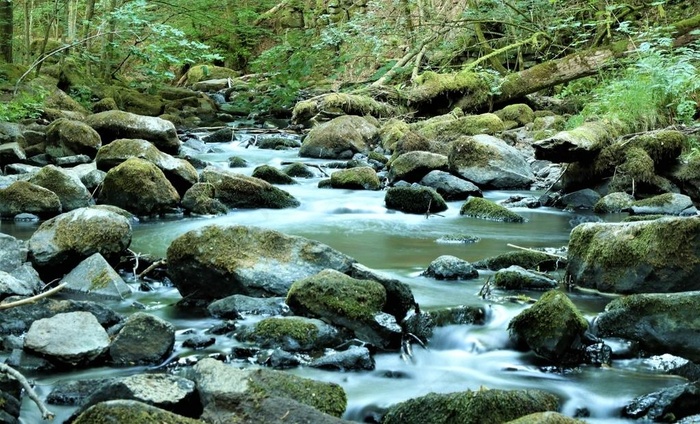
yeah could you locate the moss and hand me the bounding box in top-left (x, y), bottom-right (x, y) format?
top-left (73, 400), bottom-right (201, 424)
top-left (367, 151), bottom-right (388, 164)
top-left (384, 186), bottom-right (448, 214)
top-left (507, 411), bottom-right (587, 424)
top-left (448, 136), bottom-right (496, 169)
top-left (185, 64), bottom-right (239, 83)
top-left (228, 156), bottom-right (248, 168)
top-left (408, 70), bottom-right (491, 107)
top-left (532, 115), bottom-right (566, 132)
top-left (89, 269), bottom-right (112, 290)
top-left (389, 151), bottom-right (449, 182)
top-left (460, 197), bottom-right (525, 223)
top-left (379, 118), bottom-right (411, 151)
top-left (282, 162), bottom-right (315, 178)
top-left (416, 113), bottom-right (505, 141)
top-left (0, 181), bottom-right (62, 218)
top-left (495, 104), bottom-right (535, 126)
top-left (291, 92), bottom-right (400, 125)
top-left (330, 167), bottom-right (381, 190)
top-left (251, 165), bottom-right (296, 185)
top-left (473, 251), bottom-right (563, 272)
top-left (52, 210), bottom-right (131, 257)
top-left (202, 169), bottom-right (300, 209)
top-left (253, 317), bottom-right (319, 348)
top-left (620, 147), bottom-right (655, 182)
top-left (635, 130), bottom-right (688, 166)
top-left (622, 214), bottom-right (665, 222)
top-left (182, 183), bottom-right (228, 215)
top-left (632, 193), bottom-right (675, 207)
top-left (593, 192), bottom-right (635, 214)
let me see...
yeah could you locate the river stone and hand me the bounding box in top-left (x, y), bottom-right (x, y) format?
top-left (422, 255), bottom-right (478, 280)
top-left (381, 388), bottom-right (559, 424)
top-left (567, 217), bottom-right (700, 293)
top-left (283, 162), bottom-right (317, 178)
top-left (506, 411), bottom-right (587, 424)
top-left (448, 135), bottom-right (535, 189)
top-left (300, 115), bottom-right (378, 159)
top-left (0, 270), bottom-right (37, 299)
top-left (27, 206), bottom-right (132, 279)
top-left (191, 357), bottom-right (348, 420)
top-left (208, 294), bottom-right (290, 318)
top-left (330, 166), bottom-right (381, 190)
top-left (348, 263), bottom-right (416, 323)
top-left (494, 266), bottom-right (558, 291)
top-left (24, 311), bottom-right (110, 366)
top-left (593, 291), bottom-right (700, 362)
top-left (310, 346), bottom-right (375, 371)
top-left (200, 166), bottom-right (300, 209)
top-left (181, 182), bottom-right (228, 215)
top-left (0, 142), bottom-right (26, 167)
top-left (0, 180), bottom-right (62, 218)
top-left (556, 188), bottom-right (601, 210)
top-left (46, 378), bottom-right (111, 405)
top-left (72, 400), bottom-right (201, 424)
top-left (460, 196), bottom-right (525, 222)
top-left (473, 250), bottom-right (565, 272)
top-left (508, 290), bottom-right (589, 365)
top-left (385, 185), bottom-right (447, 215)
top-left (419, 170), bottom-right (482, 200)
top-left (109, 312), bottom-right (175, 365)
top-left (388, 151), bottom-right (449, 183)
top-left (251, 164), bottom-right (296, 185)
top-left (593, 192), bottom-right (635, 213)
top-left (624, 381), bottom-right (700, 422)
top-left (85, 110), bottom-right (181, 154)
top-left (167, 224), bottom-right (356, 300)
top-left (287, 269), bottom-right (401, 350)
top-left (0, 233), bottom-right (26, 273)
top-left (45, 118), bottom-right (102, 159)
top-left (59, 253), bottom-right (132, 300)
top-left (236, 316), bottom-right (344, 352)
top-left (629, 193), bottom-right (697, 215)
top-left (28, 164), bottom-right (92, 212)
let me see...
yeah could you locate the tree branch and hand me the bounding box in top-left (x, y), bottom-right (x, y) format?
top-left (0, 363), bottom-right (54, 420)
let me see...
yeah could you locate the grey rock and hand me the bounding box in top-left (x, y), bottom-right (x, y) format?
top-left (310, 346), bottom-right (375, 371)
top-left (200, 166), bottom-right (300, 209)
top-left (85, 110), bottom-right (181, 154)
top-left (385, 185), bottom-right (447, 215)
top-left (208, 294), bottom-right (290, 318)
top-left (28, 165), bottom-right (92, 212)
top-left (419, 170), bottom-right (482, 201)
top-left (422, 255), bottom-right (478, 280)
top-left (300, 115), bottom-right (378, 159)
top-left (109, 312), bottom-right (175, 365)
top-left (59, 253), bottom-right (132, 300)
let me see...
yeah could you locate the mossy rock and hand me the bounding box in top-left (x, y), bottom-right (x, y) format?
top-left (0, 180), bottom-right (62, 218)
top-left (109, 312), bottom-right (175, 365)
top-left (330, 167), bottom-right (381, 190)
top-left (472, 250), bottom-right (564, 272)
top-left (415, 113), bottom-right (505, 142)
top-left (85, 110), bottom-right (181, 154)
top-left (669, 155), bottom-right (700, 202)
top-left (495, 104), bottom-right (535, 127)
top-left (382, 388), bottom-right (559, 424)
top-left (256, 136), bottom-right (301, 150)
top-left (184, 64), bottom-right (240, 85)
top-left (506, 411), bottom-right (587, 424)
top-left (379, 118), bottom-right (411, 151)
top-left (100, 86), bottom-right (164, 117)
top-left (92, 97), bottom-right (119, 113)
top-left (406, 70), bottom-right (491, 115)
top-left (291, 93), bottom-right (401, 126)
top-left (388, 151), bottom-right (448, 183)
top-left (46, 118), bottom-right (102, 159)
top-left (237, 316), bottom-right (343, 352)
top-left (200, 167), bottom-right (300, 209)
top-left (28, 165), bottom-right (92, 212)
top-left (384, 185), bottom-right (448, 214)
top-left (73, 400), bottom-right (201, 424)
top-left (532, 115), bottom-right (566, 132)
top-left (593, 192), bottom-right (635, 213)
top-left (390, 130), bottom-right (433, 157)
top-left (460, 196), bottom-right (525, 223)
top-left (0, 63), bottom-right (28, 86)
top-left (252, 165), bottom-right (296, 185)
top-left (283, 162), bottom-right (316, 178)
top-left (181, 183), bottom-right (228, 216)
top-left (228, 156), bottom-right (248, 168)
top-left (629, 193), bottom-right (695, 216)
top-left (629, 129), bottom-right (688, 168)
top-left (493, 266), bottom-right (558, 291)
top-left (299, 115), bottom-right (378, 159)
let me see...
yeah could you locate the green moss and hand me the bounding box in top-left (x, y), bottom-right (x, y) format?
top-left (632, 193), bottom-right (675, 207)
top-left (495, 104), bottom-right (535, 126)
top-left (622, 214), bottom-right (666, 222)
top-left (251, 165), bottom-right (296, 185)
top-left (384, 186), bottom-right (448, 214)
top-left (367, 151), bottom-right (388, 164)
top-left (89, 269), bottom-right (112, 290)
top-left (416, 113), bottom-right (504, 141)
top-left (636, 130), bottom-right (688, 166)
top-left (202, 170), bottom-right (300, 209)
top-left (619, 147), bottom-right (655, 182)
top-left (409, 70), bottom-right (491, 106)
top-left (448, 136), bottom-right (496, 169)
top-left (253, 317), bottom-right (319, 347)
top-left (186, 64), bottom-right (239, 83)
top-left (379, 118), bottom-right (411, 151)
top-left (0, 181), bottom-right (62, 218)
top-left (330, 167), bottom-right (381, 190)
top-left (473, 251), bottom-right (563, 272)
top-left (460, 197), bottom-right (525, 223)
top-left (292, 92), bottom-right (400, 125)
top-left (73, 400), bottom-right (201, 424)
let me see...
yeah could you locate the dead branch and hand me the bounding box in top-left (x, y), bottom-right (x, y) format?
top-left (0, 283), bottom-right (67, 310)
top-left (138, 259), bottom-right (166, 279)
top-left (0, 363), bottom-right (54, 420)
top-left (506, 243), bottom-right (566, 260)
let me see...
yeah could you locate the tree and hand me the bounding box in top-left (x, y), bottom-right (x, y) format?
top-left (0, 0), bottom-right (12, 63)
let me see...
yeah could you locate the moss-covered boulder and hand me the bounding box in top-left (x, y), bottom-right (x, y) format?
top-left (506, 411), bottom-right (586, 424)
top-left (181, 182), bottom-right (228, 215)
top-left (109, 312), bottom-right (175, 365)
top-left (236, 316), bottom-right (344, 352)
top-left (384, 185), bottom-right (447, 215)
top-left (494, 266), bottom-right (558, 291)
top-left (299, 115), bottom-right (378, 159)
top-left (200, 166), bottom-right (300, 209)
top-left (99, 85), bottom-right (164, 116)
top-left (73, 400), bottom-right (201, 424)
top-left (388, 151), bottom-right (449, 183)
top-left (379, 118), bottom-right (411, 151)
top-left (495, 103), bottom-right (535, 127)
top-left (191, 357), bottom-right (348, 421)
top-left (473, 250), bottom-right (565, 272)
top-left (292, 92), bottom-right (401, 126)
top-left (256, 136), bottom-right (301, 150)
top-left (330, 167), bottom-right (381, 190)
top-left (567, 217), bottom-right (700, 293)
top-left (404, 69), bottom-right (492, 115)
top-left (283, 162), bottom-right (317, 178)
top-left (0, 180), bottom-right (62, 218)
top-left (28, 165), bottom-right (92, 212)
top-left (382, 388), bottom-right (559, 424)
top-left (85, 110), bottom-right (181, 154)
top-left (98, 157), bottom-right (180, 216)
top-left (593, 192), bottom-right (635, 213)
top-left (183, 64), bottom-right (240, 85)
top-left (629, 193), bottom-right (696, 216)
top-left (533, 120), bottom-right (624, 163)
top-left (448, 135), bottom-right (534, 189)
top-left (286, 269), bottom-right (401, 350)
top-left (422, 255), bottom-right (478, 280)
top-left (252, 164), bottom-right (296, 185)
top-left (670, 155), bottom-right (700, 203)
top-left (45, 118), bottom-right (102, 159)
top-left (594, 291), bottom-right (700, 362)
top-left (460, 196), bottom-right (525, 222)
top-left (414, 112), bottom-right (505, 141)
top-left (508, 290), bottom-right (589, 365)
top-left (167, 225), bottom-right (356, 300)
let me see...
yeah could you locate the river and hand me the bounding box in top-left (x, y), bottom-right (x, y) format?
top-left (0, 129), bottom-right (686, 423)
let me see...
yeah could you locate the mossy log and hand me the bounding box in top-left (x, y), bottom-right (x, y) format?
top-left (291, 92), bottom-right (405, 125)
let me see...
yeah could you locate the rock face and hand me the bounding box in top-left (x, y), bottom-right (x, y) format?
top-left (200, 166), bottom-right (300, 209)
top-left (85, 110), bottom-right (181, 154)
top-left (0, 181), bottom-right (62, 218)
top-left (24, 311), bottom-right (110, 366)
top-left (448, 135), bottom-right (535, 189)
top-left (97, 157), bottom-right (181, 216)
top-left (45, 118), bottom-right (102, 159)
top-left (167, 225), bottom-right (356, 300)
top-left (28, 207), bottom-right (132, 279)
top-left (594, 291), bottom-right (700, 362)
top-left (28, 165), bottom-right (93, 212)
top-left (388, 151), bottom-right (449, 183)
top-left (59, 253), bottom-right (132, 300)
top-left (299, 115), bottom-right (378, 159)
top-left (384, 185), bottom-right (447, 214)
top-left (567, 217), bottom-right (700, 293)
top-left (109, 312), bottom-right (175, 365)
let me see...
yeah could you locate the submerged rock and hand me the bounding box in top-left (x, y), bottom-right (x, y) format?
top-left (385, 185), bottom-right (447, 215)
top-left (310, 346), bottom-right (375, 371)
top-left (624, 381), bottom-right (700, 422)
top-left (252, 164), bottom-right (296, 185)
top-left (422, 255), bottom-right (478, 280)
top-left (473, 250), bottom-right (565, 272)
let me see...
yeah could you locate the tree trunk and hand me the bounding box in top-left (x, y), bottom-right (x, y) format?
top-left (101, 0), bottom-right (118, 81)
top-left (0, 0), bottom-right (13, 63)
top-left (23, 0), bottom-right (33, 63)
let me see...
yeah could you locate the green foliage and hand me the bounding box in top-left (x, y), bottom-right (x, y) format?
top-left (0, 89), bottom-right (47, 122)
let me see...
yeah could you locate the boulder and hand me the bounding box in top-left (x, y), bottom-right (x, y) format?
top-left (388, 151), bottom-right (448, 183)
top-left (181, 182), bottom-right (228, 215)
top-left (310, 346), bottom-right (375, 371)
top-left (236, 316), bottom-right (344, 352)
top-left (348, 263), bottom-right (416, 323)
top-left (97, 157), bottom-right (181, 216)
top-left (330, 167), bottom-right (381, 190)
top-left (495, 104), bottom-right (535, 127)
top-left (85, 110), bottom-right (181, 154)
top-left (460, 196), bottom-right (525, 222)
top-left (567, 217), bottom-right (700, 293)
top-left (448, 135), bottom-right (534, 189)
top-left (419, 170), bottom-right (482, 201)
top-left (473, 250), bottom-right (565, 272)
top-left (109, 312), bottom-right (175, 365)
top-left (494, 266), bottom-right (559, 291)
top-left (257, 136), bottom-right (301, 150)
top-left (292, 93), bottom-right (399, 126)
top-left (594, 291), bottom-right (700, 362)
top-left (207, 294), bottom-right (289, 318)
top-left (506, 412), bottom-right (586, 424)
top-left (0, 180), bottom-right (62, 218)
top-left (59, 253), bottom-right (132, 300)
top-left (628, 193), bottom-right (697, 216)
top-left (555, 188), bottom-right (601, 210)
top-left (0, 270), bottom-right (37, 299)
top-left (0, 233), bottom-right (26, 273)
top-left (252, 164), bottom-right (296, 185)
top-left (299, 115), bottom-right (378, 159)
top-left (413, 112), bottom-right (505, 141)
top-left (28, 164), bottom-right (92, 211)
top-left (508, 290), bottom-right (589, 365)
top-left (623, 381), bottom-right (700, 422)
top-left (72, 400), bottom-right (200, 424)
top-left (593, 192), bottom-right (635, 213)
top-left (200, 166), bottom-right (300, 209)
top-left (286, 269), bottom-right (401, 350)
top-left (384, 185), bottom-right (447, 214)
top-left (24, 311), bottom-right (110, 366)
top-left (202, 127), bottom-right (236, 143)
top-left (167, 225), bottom-right (356, 300)
top-left (45, 118), bottom-right (102, 159)
top-left (283, 162), bottom-right (317, 178)
top-left (403, 305), bottom-right (487, 343)
top-left (100, 85), bottom-right (164, 116)
top-left (0, 142), bottom-right (26, 167)
top-left (422, 255), bottom-right (478, 280)
top-left (27, 206), bottom-right (132, 280)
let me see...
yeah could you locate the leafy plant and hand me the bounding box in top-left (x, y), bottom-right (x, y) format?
top-left (0, 89), bottom-right (47, 122)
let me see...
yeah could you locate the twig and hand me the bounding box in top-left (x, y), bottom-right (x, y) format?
top-left (137, 259), bottom-right (166, 279)
top-left (543, 163), bottom-right (568, 195)
top-left (127, 248), bottom-right (140, 276)
top-left (0, 283), bottom-right (68, 310)
top-left (0, 363), bottom-right (54, 420)
top-left (506, 243), bottom-right (566, 260)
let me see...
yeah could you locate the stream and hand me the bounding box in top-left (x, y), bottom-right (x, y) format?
top-left (0, 128), bottom-right (687, 423)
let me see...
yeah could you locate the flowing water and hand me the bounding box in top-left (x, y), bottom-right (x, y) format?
top-left (0, 131), bottom-right (686, 423)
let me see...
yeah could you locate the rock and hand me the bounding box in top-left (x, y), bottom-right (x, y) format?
top-left (388, 151), bottom-right (448, 183)
top-left (413, 112), bottom-right (505, 141)
top-left (292, 93), bottom-right (399, 126)
top-left (348, 263), bottom-right (416, 323)
top-left (181, 182), bottom-right (228, 215)
top-left (95, 138), bottom-right (198, 196)
top-left (593, 192), bottom-right (635, 213)
top-left (508, 290), bottom-right (589, 365)
top-left (28, 164), bottom-right (92, 211)
top-left (182, 335), bottom-right (215, 349)
top-left (506, 411), bottom-right (586, 424)
top-left (624, 381), bottom-right (700, 422)
top-left (200, 166), bottom-right (300, 209)
top-left (283, 162), bottom-right (316, 178)
top-left (207, 294), bottom-right (289, 318)
top-left (382, 388), bottom-right (559, 424)
top-left (261, 348), bottom-right (305, 369)
top-left (567, 217), bottom-right (700, 293)
top-left (423, 255), bottom-right (478, 280)
top-left (403, 306), bottom-right (486, 343)
top-left (495, 103), bottom-right (535, 127)
top-left (419, 170), bottom-right (482, 201)
top-left (45, 118), bottom-right (102, 160)
top-left (97, 157), bottom-right (180, 216)
top-left (28, 206), bottom-right (132, 279)
top-left (190, 357), bottom-right (348, 420)
top-left (85, 110), bottom-right (181, 154)
top-left (100, 86), bottom-right (164, 116)
top-left (629, 193), bottom-right (697, 215)
top-left (72, 400), bottom-right (201, 424)
top-left (473, 250), bottom-right (565, 272)
top-left (0, 142), bottom-right (27, 167)
top-left (228, 156), bottom-right (248, 168)
top-left (24, 311), bottom-right (110, 366)
top-left (330, 167), bottom-right (381, 190)
top-left (310, 346), bottom-right (375, 371)
top-left (202, 127), bottom-right (236, 143)
top-left (286, 269), bottom-right (401, 350)
top-left (0, 270), bottom-right (36, 298)
top-left (257, 136), bottom-right (301, 150)
top-left (183, 64), bottom-right (240, 85)
top-left (299, 115), bottom-right (378, 159)
top-left (670, 155), bottom-right (700, 203)
top-left (236, 316), bottom-right (344, 352)
top-left (47, 379), bottom-right (111, 406)
top-left (0, 180), bottom-right (62, 218)
top-left (167, 225), bottom-right (356, 300)
top-left (556, 188), bottom-right (601, 210)
top-left (494, 266), bottom-right (558, 291)
top-left (385, 185), bottom-right (447, 214)
top-left (59, 253), bottom-right (132, 300)
top-left (252, 164), bottom-right (296, 185)
top-left (460, 196), bottom-right (525, 222)
top-left (109, 312), bottom-right (175, 365)
top-left (448, 135), bottom-right (535, 189)
top-left (0, 233), bottom-right (27, 273)
top-left (594, 291), bottom-right (700, 362)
